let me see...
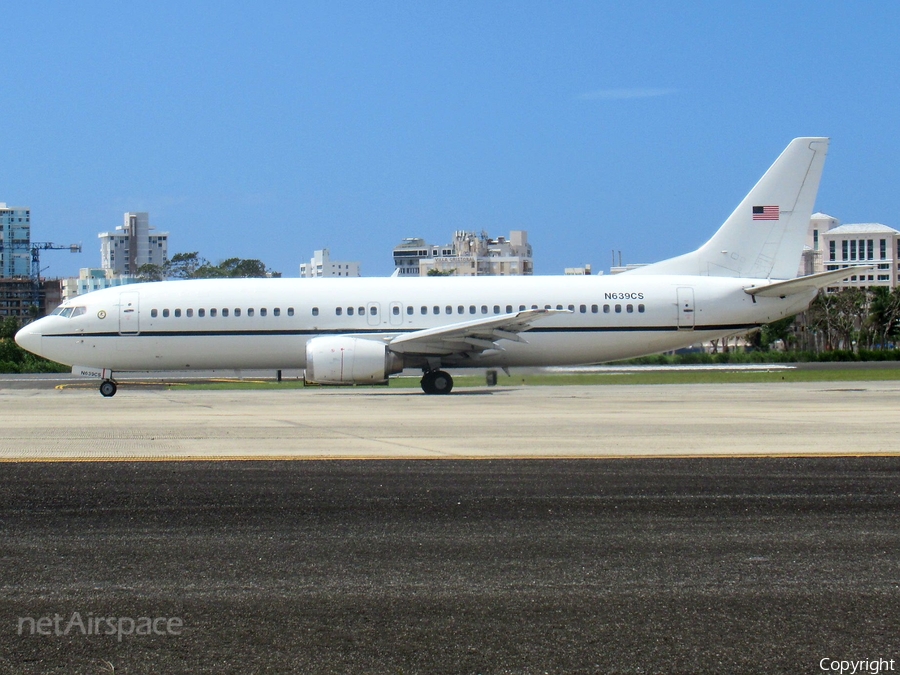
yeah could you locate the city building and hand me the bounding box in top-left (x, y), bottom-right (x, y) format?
top-left (564, 264), bottom-right (594, 275)
top-left (822, 222), bottom-right (900, 291)
top-left (796, 212), bottom-right (900, 290)
top-left (60, 268), bottom-right (140, 303)
top-left (797, 212), bottom-right (839, 276)
top-left (299, 249), bottom-right (361, 278)
top-left (392, 230), bottom-right (533, 277)
top-left (99, 212), bottom-right (168, 276)
top-left (0, 278), bottom-right (61, 319)
top-left (0, 203), bottom-right (31, 278)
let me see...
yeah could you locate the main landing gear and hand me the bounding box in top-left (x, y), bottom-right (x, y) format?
top-left (420, 370), bottom-right (453, 395)
top-left (99, 379), bottom-right (118, 397)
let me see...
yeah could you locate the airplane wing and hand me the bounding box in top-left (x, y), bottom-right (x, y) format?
top-left (386, 308), bottom-right (568, 356)
top-left (743, 266), bottom-right (876, 298)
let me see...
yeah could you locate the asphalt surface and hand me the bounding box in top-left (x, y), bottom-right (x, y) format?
top-left (2, 459), bottom-right (899, 674)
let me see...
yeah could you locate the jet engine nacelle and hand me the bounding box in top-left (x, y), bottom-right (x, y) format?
top-left (305, 336), bottom-right (404, 385)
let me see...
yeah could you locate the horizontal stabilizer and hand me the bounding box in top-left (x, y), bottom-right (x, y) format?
top-left (743, 266), bottom-right (875, 298)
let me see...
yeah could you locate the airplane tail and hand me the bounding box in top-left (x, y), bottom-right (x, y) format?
top-left (629, 137), bottom-right (829, 280)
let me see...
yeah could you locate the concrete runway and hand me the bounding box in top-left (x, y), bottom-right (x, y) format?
top-left (1, 381), bottom-right (899, 460)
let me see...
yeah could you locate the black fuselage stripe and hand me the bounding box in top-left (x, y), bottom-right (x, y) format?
top-left (46, 324), bottom-right (759, 339)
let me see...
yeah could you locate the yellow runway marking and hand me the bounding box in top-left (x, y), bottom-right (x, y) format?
top-left (4, 453), bottom-right (900, 463)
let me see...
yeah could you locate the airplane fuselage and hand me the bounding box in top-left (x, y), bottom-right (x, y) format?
top-left (18, 274), bottom-right (812, 372)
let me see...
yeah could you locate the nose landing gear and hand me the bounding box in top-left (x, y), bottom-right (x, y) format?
top-left (99, 379), bottom-right (118, 397)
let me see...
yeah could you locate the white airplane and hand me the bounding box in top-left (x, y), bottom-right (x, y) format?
top-left (17, 137), bottom-right (857, 396)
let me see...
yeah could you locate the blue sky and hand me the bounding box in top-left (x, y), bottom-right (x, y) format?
top-left (2, 1), bottom-right (899, 277)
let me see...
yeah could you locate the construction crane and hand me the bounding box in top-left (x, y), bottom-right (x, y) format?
top-left (29, 242), bottom-right (83, 306)
top-left (0, 240), bottom-right (82, 307)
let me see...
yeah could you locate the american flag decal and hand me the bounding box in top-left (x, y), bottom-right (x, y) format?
top-left (752, 205), bottom-right (779, 220)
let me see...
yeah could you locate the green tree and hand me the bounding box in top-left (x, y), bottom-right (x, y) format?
top-left (0, 316), bottom-right (21, 340)
top-left (868, 286), bottom-right (900, 349)
top-left (167, 252), bottom-right (207, 279)
top-left (136, 263), bottom-right (166, 282)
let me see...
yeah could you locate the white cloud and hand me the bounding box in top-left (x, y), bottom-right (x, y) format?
top-left (578, 88), bottom-right (677, 101)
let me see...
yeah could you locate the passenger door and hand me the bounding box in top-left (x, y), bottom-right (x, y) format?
top-left (118, 292), bottom-right (140, 334)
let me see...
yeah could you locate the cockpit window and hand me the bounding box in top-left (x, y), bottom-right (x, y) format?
top-left (51, 306), bottom-right (86, 318)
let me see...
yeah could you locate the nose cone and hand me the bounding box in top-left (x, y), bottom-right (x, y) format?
top-left (14, 322), bottom-right (43, 356)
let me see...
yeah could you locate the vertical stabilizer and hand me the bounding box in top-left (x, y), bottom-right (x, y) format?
top-left (630, 137), bottom-right (829, 279)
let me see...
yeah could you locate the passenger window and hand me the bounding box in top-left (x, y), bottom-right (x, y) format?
top-left (481, 306), bottom-right (488, 314)
top-left (174, 309), bottom-right (181, 318)
top-left (544, 305), bottom-right (551, 310)
top-left (370, 306), bottom-right (378, 316)
top-left (433, 306), bottom-right (439, 315)
top-left (273, 308), bottom-right (280, 317)
top-left (493, 305), bottom-right (500, 314)
top-left (336, 307), bottom-right (343, 316)
top-left (445, 306), bottom-right (452, 315)
top-left (407, 306), bottom-right (413, 315)
top-left (615, 304), bottom-right (622, 313)
top-left (235, 308), bottom-right (242, 317)
top-left (519, 305), bottom-right (526, 311)
top-left (638, 304), bottom-right (645, 313)
top-left (260, 308), bottom-right (267, 317)
top-left (186, 309), bottom-right (193, 317)
top-left (506, 305), bottom-right (513, 313)
top-left (211, 308), bottom-right (218, 317)
top-left (556, 304), bottom-right (563, 310)
top-left (151, 309), bottom-right (158, 318)
top-left (458, 306), bottom-right (464, 314)
top-left (393, 306), bottom-right (400, 316)
top-left (311, 307), bottom-right (318, 316)
top-left (421, 306), bottom-right (427, 315)
top-left (199, 309), bottom-right (205, 317)
top-left (357, 307), bottom-right (363, 315)
top-left (579, 305), bottom-right (586, 313)
top-left (222, 309), bottom-right (229, 317)
top-left (568, 305), bottom-right (574, 311)
top-left (602, 305), bottom-right (609, 313)
top-left (626, 304), bottom-right (633, 313)
top-left (248, 308), bottom-right (254, 317)
top-left (288, 308), bottom-right (295, 316)
top-left (469, 306), bottom-right (476, 314)
top-left (532, 305), bottom-right (538, 310)
top-left (348, 307), bottom-right (354, 316)
top-left (163, 309), bottom-right (170, 318)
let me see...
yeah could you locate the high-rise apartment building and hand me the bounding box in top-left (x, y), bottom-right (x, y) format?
top-left (0, 202), bottom-right (31, 278)
top-left (99, 212), bottom-right (169, 276)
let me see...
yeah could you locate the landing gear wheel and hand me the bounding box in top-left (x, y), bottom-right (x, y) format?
top-left (421, 370), bottom-right (453, 395)
top-left (99, 380), bottom-right (118, 397)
